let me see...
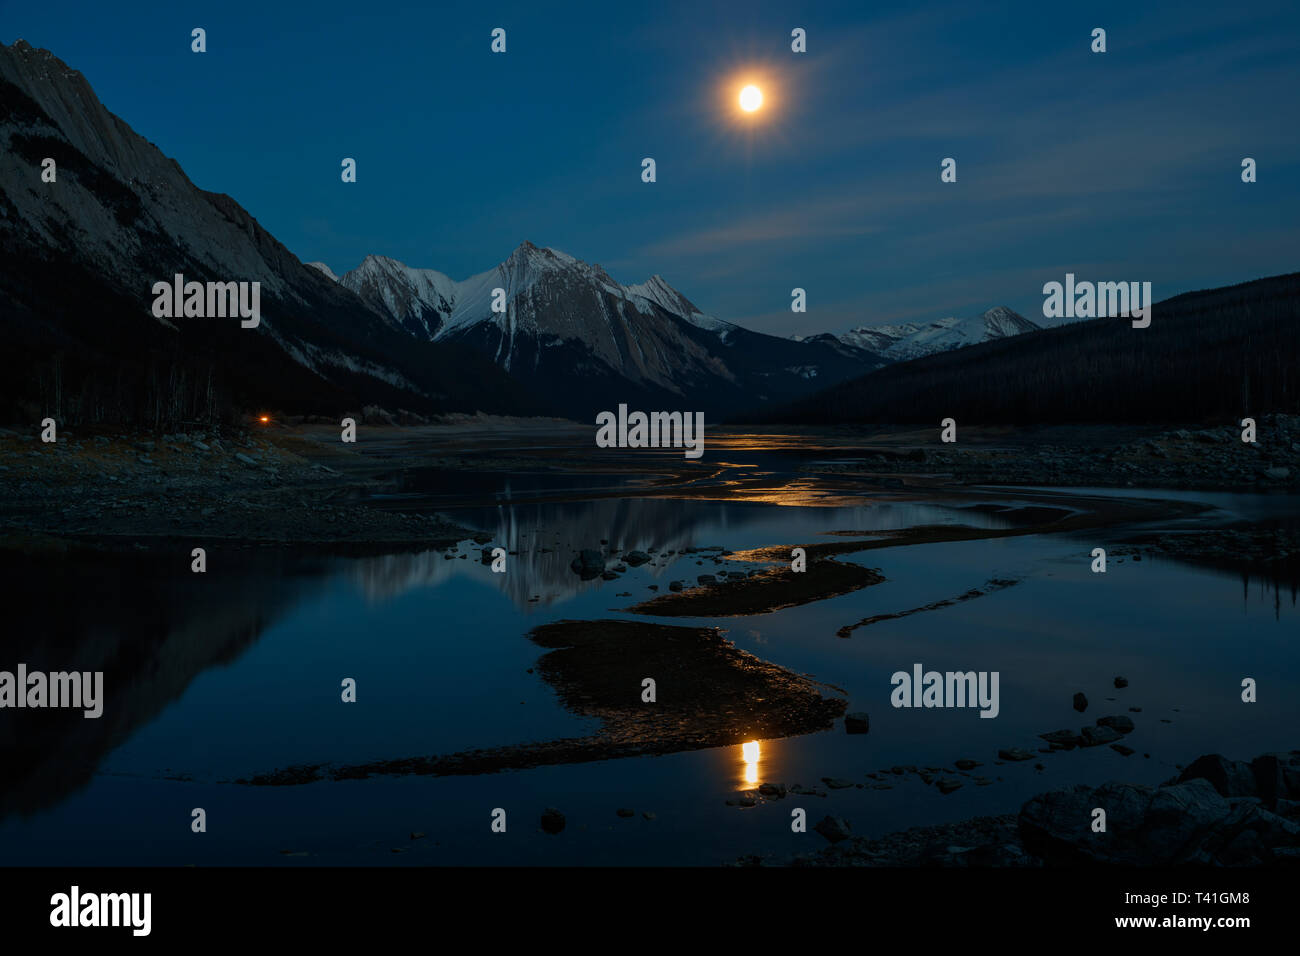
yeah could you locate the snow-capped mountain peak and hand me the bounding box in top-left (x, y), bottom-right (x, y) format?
top-left (337, 254), bottom-right (458, 339)
top-left (327, 242), bottom-right (885, 415)
top-left (339, 243), bottom-right (736, 343)
top-left (836, 306), bottom-right (1038, 361)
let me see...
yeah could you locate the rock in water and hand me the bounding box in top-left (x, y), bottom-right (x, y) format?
top-left (998, 748), bottom-right (1036, 762)
top-left (540, 808), bottom-right (566, 834)
top-left (1073, 692), bottom-right (1088, 712)
top-left (1114, 676), bottom-right (1129, 688)
top-left (569, 549), bottom-right (604, 579)
top-left (1097, 714), bottom-right (1135, 734)
top-left (1040, 729), bottom-right (1083, 749)
top-left (814, 815), bottom-right (852, 843)
top-left (844, 712), bottom-right (870, 734)
top-left (1079, 725), bottom-right (1123, 746)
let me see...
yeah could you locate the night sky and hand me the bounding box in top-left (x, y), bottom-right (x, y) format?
top-left (6, 0), bottom-right (1297, 335)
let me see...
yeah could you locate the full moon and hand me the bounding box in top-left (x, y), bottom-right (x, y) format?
top-left (739, 84), bottom-right (763, 112)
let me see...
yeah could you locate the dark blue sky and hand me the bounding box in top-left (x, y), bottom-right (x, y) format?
top-left (7, 0), bottom-right (1298, 335)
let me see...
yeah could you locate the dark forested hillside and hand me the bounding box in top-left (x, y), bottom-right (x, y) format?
top-left (750, 273), bottom-right (1300, 426)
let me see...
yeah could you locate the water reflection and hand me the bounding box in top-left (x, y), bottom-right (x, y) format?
top-left (0, 548), bottom-right (322, 820)
top-left (741, 740), bottom-right (761, 786)
top-left (347, 496), bottom-right (1021, 610)
top-left (4, 477), bottom-right (1299, 863)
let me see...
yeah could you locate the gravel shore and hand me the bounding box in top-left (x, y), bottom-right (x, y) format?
top-left (0, 424), bottom-right (470, 552)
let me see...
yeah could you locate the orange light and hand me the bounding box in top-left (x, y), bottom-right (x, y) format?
top-left (741, 740), bottom-right (760, 785)
top-left (259, 416), bottom-right (269, 424)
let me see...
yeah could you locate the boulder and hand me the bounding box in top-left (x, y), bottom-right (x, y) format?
top-left (1040, 729), bottom-right (1083, 749)
top-left (1019, 770), bottom-right (1300, 866)
top-left (569, 549), bottom-right (604, 579)
top-left (1177, 753), bottom-right (1258, 799)
top-left (1096, 715), bottom-right (1135, 734)
top-left (1079, 725), bottom-right (1123, 747)
top-left (814, 815), bottom-right (852, 843)
top-left (1250, 754), bottom-right (1290, 808)
top-left (844, 712), bottom-right (870, 734)
top-left (998, 748), bottom-right (1036, 762)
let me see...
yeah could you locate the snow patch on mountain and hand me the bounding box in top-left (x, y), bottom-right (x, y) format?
top-left (337, 254), bottom-right (458, 339)
top-left (837, 307), bottom-right (1039, 361)
top-left (341, 242), bottom-right (754, 349)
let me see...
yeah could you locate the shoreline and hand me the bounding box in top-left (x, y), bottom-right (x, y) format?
top-left (5, 418), bottom-right (1294, 554)
top-left (750, 749), bottom-right (1300, 867)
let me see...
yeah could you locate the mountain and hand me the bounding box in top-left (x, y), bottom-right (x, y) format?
top-left (828, 306), bottom-right (1040, 361)
top-left (304, 262), bottom-right (338, 282)
top-left (0, 40), bottom-right (534, 425)
top-left (752, 273), bottom-right (1300, 425)
top-left (330, 243), bottom-right (889, 418)
top-left (334, 254), bottom-right (458, 341)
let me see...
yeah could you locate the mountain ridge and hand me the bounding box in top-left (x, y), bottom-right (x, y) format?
top-left (750, 272), bottom-right (1300, 425)
top-left (806, 306), bottom-right (1041, 362)
top-left (325, 243), bottom-right (891, 418)
top-left (0, 39), bottom-right (536, 424)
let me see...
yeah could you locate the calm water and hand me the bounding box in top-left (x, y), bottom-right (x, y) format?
top-left (1, 480), bottom-right (1297, 866)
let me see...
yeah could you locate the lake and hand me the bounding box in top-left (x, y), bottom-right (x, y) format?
top-left (2, 441), bottom-right (1297, 866)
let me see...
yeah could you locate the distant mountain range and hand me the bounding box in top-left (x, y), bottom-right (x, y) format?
top-left (323, 250), bottom-right (1037, 377)
top-left (799, 306), bottom-right (1040, 362)
top-left (754, 273), bottom-right (1300, 425)
top-left (6, 38), bottom-right (1285, 429)
top-left (307, 246), bottom-right (892, 417)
